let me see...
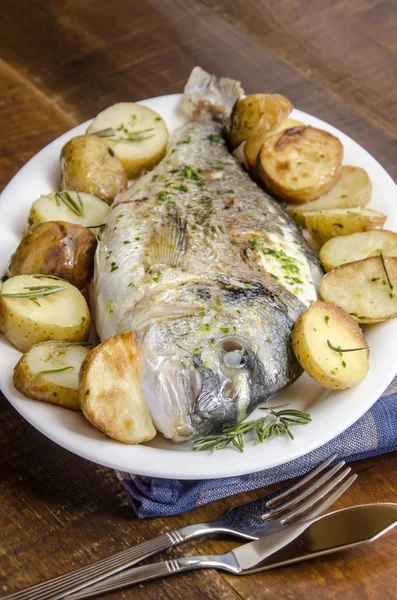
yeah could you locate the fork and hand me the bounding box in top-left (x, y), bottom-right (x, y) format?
top-left (4, 453), bottom-right (350, 600)
top-left (67, 468), bottom-right (357, 600)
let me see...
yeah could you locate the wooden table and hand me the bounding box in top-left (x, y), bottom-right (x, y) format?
top-left (1, 1), bottom-right (397, 598)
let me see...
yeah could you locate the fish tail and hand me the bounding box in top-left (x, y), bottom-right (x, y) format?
top-left (181, 66), bottom-right (244, 122)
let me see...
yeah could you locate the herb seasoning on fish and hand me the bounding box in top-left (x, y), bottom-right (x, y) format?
top-left (93, 67), bottom-right (322, 442)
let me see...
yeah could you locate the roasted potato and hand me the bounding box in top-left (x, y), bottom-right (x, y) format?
top-left (244, 118), bottom-right (303, 170)
top-left (87, 103), bottom-right (168, 179)
top-left (305, 208), bottom-right (386, 246)
top-left (0, 275), bottom-right (91, 352)
top-left (228, 93), bottom-right (293, 148)
top-left (292, 301), bottom-right (369, 389)
top-left (13, 341), bottom-right (90, 410)
top-left (288, 166), bottom-right (372, 227)
top-left (257, 126), bottom-right (343, 203)
top-left (9, 221), bottom-right (96, 289)
top-left (29, 191), bottom-right (110, 229)
top-left (61, 135), bottom-right (128, 203)
top-left (79, 332), bottom-right (156, 444)
top-left (319, 230), bottom-right (397, 272)
top-left (320, 256), bottom-right (397, 323)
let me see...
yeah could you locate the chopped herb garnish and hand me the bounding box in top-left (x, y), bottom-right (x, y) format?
top-left (123, 240), bottom-right (131, 244)
top-left (157, 190), bottom-right (171, 202)
top-left (324, 316), bottom-right (330, 325)
top-left (371, 277), bottom-right (380, 282)
top-left (155, 116), bottom-right (161, 121)
top-left (178, 135), bottom-right (191, 144)
top-left (107, 301), bottom-right (114, 314)
top-left (207, 134), bottom-right (226, 145)
top-left (342, 361), bottom-right (347, 368)
top-left (193, 347), bottom-right (200, 355)
top-left (219, 327), bottom-right (229, 334)
top-left (110, 264), bottom-right (119, 272)
top-left (199, 323), bottom-right (211, 332)
top-left (340, 194), bottom-right (348, 198)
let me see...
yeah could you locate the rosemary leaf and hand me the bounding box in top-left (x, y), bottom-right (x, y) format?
top-left (327, 339), bottom-right (369, 353)
top-left (0, 285), bottom-right (66, 299)
top-left (29, 366), bottom-right (74, 380)
top-left (379, 252), bottom-right (394, 291)
top-left (51, 341), bottom-right (93, 349)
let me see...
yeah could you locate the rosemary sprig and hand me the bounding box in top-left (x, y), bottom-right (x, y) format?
top-left (92, 127), bottom-right (155, 143)
top-left (0, 285), bottom-right (66, 299)
top-left (327, 339), bottom-right (369, 353)
top-left (54, 191), bottom-right (85, 217)
top-left (28, 366), bottom-right (74, 381)
top-left (379, 252), bottom-right (394, 292)
top-left (193, 406), bottom-right (312, 453)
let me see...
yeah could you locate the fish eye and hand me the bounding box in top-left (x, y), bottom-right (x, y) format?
top-left (219, 338), bottom-right (247, 369)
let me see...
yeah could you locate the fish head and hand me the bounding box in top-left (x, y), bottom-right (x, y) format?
top-left (135, 280), bottom-right (302, 442)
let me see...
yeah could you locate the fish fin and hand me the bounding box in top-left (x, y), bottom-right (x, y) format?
top-left (146, 213), bottom-right (187, 269)
top-left (181, 66), bottom-right (244, 122)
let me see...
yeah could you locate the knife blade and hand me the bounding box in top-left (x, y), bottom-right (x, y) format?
top-left (237, 502), bottom-right (397, 573)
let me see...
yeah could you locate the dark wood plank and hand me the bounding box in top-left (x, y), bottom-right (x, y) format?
top-left (0, 1), bottom-right (397, 599)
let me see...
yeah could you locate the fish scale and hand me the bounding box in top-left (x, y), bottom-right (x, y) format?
top-left (93, 67), bottom-right (323, 442)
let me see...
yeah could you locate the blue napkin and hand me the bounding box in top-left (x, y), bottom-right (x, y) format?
top-left (116, 376), bottom-right (397, 518)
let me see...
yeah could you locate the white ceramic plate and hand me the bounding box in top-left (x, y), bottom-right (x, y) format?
top-left (1, 94), bottom-right (397, 480)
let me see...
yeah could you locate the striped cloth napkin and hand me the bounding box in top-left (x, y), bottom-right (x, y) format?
top-left (116, 376), bottom-right (397, 518)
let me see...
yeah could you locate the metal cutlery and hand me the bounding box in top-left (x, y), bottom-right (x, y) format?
top-left (3, 454), bottom-right (352, 600)
top-left (67, 477), bottom-right (366, 599)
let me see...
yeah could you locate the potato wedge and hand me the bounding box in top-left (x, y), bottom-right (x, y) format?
top-left (87, 103), bottom-right (168, 178)
top-left (257, 126), bottom-right (343, 203)
top-left (228, 93), bottom-right (293, 148)
top-left (61, 135), bottom-right (128, 203)
top-left (0, 275), bottom-right (91, 351)
top-left (79, 332), bottom-right (156, 444)
top-left (244, 118), bottom-right (303, 170)
top-left (319, 230), bottom-right (397, 272)
top-left (305, 208), bottom-right (386, 246)
top-left (13, 341), bottom-right (90, 410)
top-left (320, 256), bottom-right (397, 323)
top-left (29, 191), bottom-right (110, 229)
top-left (292, 301), bottom-right (369, 389)
top-left (288, 166), bottom-right (372, 227)
top-left (9, 221), bottom-right (96, 289)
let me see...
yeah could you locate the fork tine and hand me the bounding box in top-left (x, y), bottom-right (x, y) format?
top-left (280, 466), bottom-right (352, 524)
top-left (266, 453), bottom-right (338, 508)
top-left (264, 460), bottom-right (345, 517)
top-left (286, 473), bottom-right (357, 526)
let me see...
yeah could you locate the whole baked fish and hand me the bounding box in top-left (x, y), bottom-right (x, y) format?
top-left (93, 67), bottom-right (322, 442)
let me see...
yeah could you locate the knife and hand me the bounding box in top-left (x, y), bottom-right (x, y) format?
top-left (66, 503), bottom-right (397, 599)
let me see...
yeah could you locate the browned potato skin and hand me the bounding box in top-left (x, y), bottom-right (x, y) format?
top-left (244, 118), bottom-right (303, 171)
top-left (257, 126), bottom-right (343, 203)
top-left (8, 221), bottom-right (97, 290)
top-left (228, 93), bottom-right (293, 148)
top-left (61, 135), bottom-right (128, 204)
top-left (13, 344), bottom-right (81, 410)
